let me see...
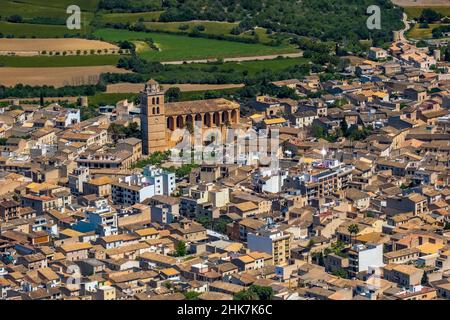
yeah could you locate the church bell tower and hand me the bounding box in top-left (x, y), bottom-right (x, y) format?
top-left (140, 80), bottom-right (167, 154)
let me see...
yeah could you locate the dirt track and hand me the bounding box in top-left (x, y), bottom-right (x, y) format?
top-left (0, 66), bottom-right (130, 87)
top-left (161, 52), bottom-right (303, 65)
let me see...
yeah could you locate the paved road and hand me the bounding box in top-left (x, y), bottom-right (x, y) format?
top-left (397, 12), bottom-right (411, 42)
top-left (161, 52), bottom-right (303, 65)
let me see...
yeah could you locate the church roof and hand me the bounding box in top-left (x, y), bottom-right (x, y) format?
top-left (165, 98), bottom-right (239, 116)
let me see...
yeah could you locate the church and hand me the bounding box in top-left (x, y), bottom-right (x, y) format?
top-left (140, 80), bottom-right (241, 154)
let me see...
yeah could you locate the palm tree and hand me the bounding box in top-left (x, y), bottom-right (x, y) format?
top-left (347, 224), bottom-right (360, 245)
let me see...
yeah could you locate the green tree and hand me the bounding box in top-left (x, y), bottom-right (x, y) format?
top-left (332, 268), bottom-right (348, 279)
top-left (312, 125), bottom-right (326, 139)
top-left (234, 285), bottom-right (273, 300)
top-left (184, 291), bottom-right (201, 300)
top-left (165, 87), bottom-right (182, 102)
top-left (347, 224), bottom-right (359, 245)
top-left (421, 271), bottom-right (428, 285)
top-left (340, 119), bottom-right (348, 136)
top-left (419, 9), bottom-right (442, 23)
top-left (248, 285), bottom-right (274, 300)
top-left (234, 289), bottom-right (259, 300)
top-left (175, 240), bottom-right (187, 257)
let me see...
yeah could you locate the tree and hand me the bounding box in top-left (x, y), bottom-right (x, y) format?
top-left (312, 252), bottom-right (324, 266)
top-left (419, 9), bottom-right (442, 23)
top-left (347, 224), bottom-right (360, 245)
top-left (332, 268), bottom-right (348, 279)
top-left (416, 40), bottom-right (428, 48)
top-left (234, 285), bottom-right (273, 300)
top-left (165, 87), bottom-right (181, 102)
top-left (234, 289), bottom-right (259, 300)
top-left (340, 119), bottom-right (348, 136)
top-left (175, 240), bottom-right (187, 257)
top-left (421, 271), bottom-right (428, 285)
top-left (39, 91), bottom-right (44, 107)
top-left (184, 291), bottom-right (201, 300)
top-left (312, 125), bottom-right (326, 139)
top-left (7, 15), bottom-right (23, 23)
top-left (248, 285), bottom-right (274, 300)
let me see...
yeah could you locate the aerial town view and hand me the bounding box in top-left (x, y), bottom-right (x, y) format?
top-left (0, 0), bottom-right (450, 307)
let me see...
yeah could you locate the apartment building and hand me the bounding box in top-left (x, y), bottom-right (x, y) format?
top-left (347, 243), bottom-right (384, 278)
top-left (180, 183), bottom-right (229, 219)
top-left (73, 199), bottom-right (118, 236)
top-left (112, 168), bottom-right (176, 206)
top-left (247, 228), bottom-right (291, 266)
top-left (143, 165), bottom-right (176, 196)
top-left (386, 193), bottom-right (428, 216)
top-left (294, 159), bottom-right (354, 204)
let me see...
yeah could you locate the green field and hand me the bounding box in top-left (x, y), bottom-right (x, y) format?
top-left (0, 21), bottom-right (90, 37)
top-left (405, 6), bottom-right (450, 19)
top-left (183, 57), bottom-right (309, 76)
top-left (98, 11), bottom-right (163, 24)
top-left (407, 23), bottom-right (449, 39)
top-left (0, 55), bottom-right (121, 67)
top-left (144, 21), bottom-right (271, 43)
top-left (0, 1), bottom-right (68, 19)
top-left (94, 28), bottom-right (297, 62)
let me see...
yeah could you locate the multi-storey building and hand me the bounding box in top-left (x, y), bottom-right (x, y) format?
top-left (287, 159), bottom-right (354, 204)
top-left (247, 228), bottom-right (291, 266)
top-left (347, 243), bottom-right (384, 278)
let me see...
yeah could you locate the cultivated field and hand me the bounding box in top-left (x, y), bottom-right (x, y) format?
top-left (144, 21), bottom-right (272, 43)
top-left (0, 39), bottom-right (119, 54)
top-left (0, 21), bottom-right (87, 38)
top-left (98, 12), bottom-right (163, 24)
top-left (181, 57), bottom-right (309, 75)
top-left (407, 23), bottom-right (449, 38)
top-left (405, 6), bottom-right (450, 18)
top-left (94, 29), bottom-right (297, 62)
top-left (0, 66), bottom-right (130, 87)
top-left (106, 83), bottom-right (245, 93)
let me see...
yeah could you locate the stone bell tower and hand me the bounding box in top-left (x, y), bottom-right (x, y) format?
top-left (140, 80), bottom-right (167, 154)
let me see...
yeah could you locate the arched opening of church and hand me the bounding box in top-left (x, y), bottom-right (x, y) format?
top-left (231, 109), bottom-right (238, 123)
top-left (213, 112), bottom-right (221, 126)
top-left (195, 114), bottom-right (202, 126)
top-left (176, 115), bottom-right (184, 128)
top-left (222, 111), bottom-right (229, 124)
top-left (204, 113), bottom-right (211, 127)
top-left (167, 116), bottom-right (175, 131)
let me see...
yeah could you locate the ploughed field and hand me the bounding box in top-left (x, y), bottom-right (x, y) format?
top-left (0, 39), bottom-right (119, 54)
